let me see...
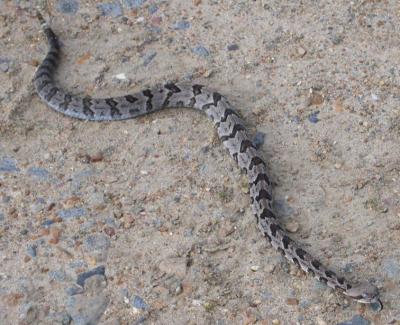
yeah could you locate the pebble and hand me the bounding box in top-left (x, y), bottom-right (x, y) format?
top-left (56, 0), bottom-right (79, 14)
top-left (49, 269), bottom-right (67, 282)
top-left (76, 266), bottom-right (106, 287)
top-left (148, 4), bottom-right (158, 14)
top-left (84, 234), bottom-right (111, 252)
top-left (297, 46), bottom-right (307, 57)
top-left (131, 295), bottom-right (149, 310)
top-left (227, 44), bottom-right (239, 51)
top-left (253, 131), bottom-right (265, 149)
top-left (143, 51), bottom-right (157, 66)
top-left (272, 200), bottom-right (294, 217)
top-left (308, 111), bottom-right (320, 123)
top-left (27, 167), bottom-right (50, 180)
top-left (285, 220), bottom-right (299, 233)
top-left (174, 21), bottom-right (191, 30)
top-left (337, 315), bottom-right (370, 325)
top-left (26, 245), bottom-right (37, 258)
top-left (250, 265), bottom-right (260, 272)
top-left (67, 294), bottom-right (109, 325)
top-left (0, 157), bottom-right (19, 173)
top-left (192, 45), bottom-right (210, 57)
top-left (382, 257), bottom-right (400, 279)
top-left (123, 0), bottom-right (146, 9)
top-left (97, 2), bottom-right (122, 17)
top-left (0, 57), bottom-right (11, 73)
top-left (58, 207), bottom-right (87, 220)
top-left (48, 311), bottom-right (72, 324)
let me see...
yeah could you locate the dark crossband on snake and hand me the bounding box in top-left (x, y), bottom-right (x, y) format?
top-left (33, 13), bottom-right (382, 311)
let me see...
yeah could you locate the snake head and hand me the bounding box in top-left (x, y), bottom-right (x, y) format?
top-left (346, 282), bottom-right (382, 310)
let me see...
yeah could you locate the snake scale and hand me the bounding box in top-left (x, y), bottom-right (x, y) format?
top-left (34, 13), bottom-right (382, 310)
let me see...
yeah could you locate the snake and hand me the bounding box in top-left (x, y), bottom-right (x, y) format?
top-left (33, 13), bottom-right (382, 310)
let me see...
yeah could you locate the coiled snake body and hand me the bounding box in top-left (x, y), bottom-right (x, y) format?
top-left (34, 14), bottom-right (382, 310)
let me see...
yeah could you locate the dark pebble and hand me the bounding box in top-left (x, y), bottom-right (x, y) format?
top-left (56, 0), bottom-right (79, 14)
top-left (131, 295), bottom-right (149, 310)
top-left (272, 199), bottom-right (294, 217)
top-left (192, 45), bottom-right (210, 57)
top-left (97, 2), bottom-right (123, 17)
top-left (27, 167), bottom-right (50, 180)
top-left (227, 44), bottom-right (239, 51)
top-left (123, 0), bottom-right (146, 9)
top-left (253, 131), bottom-right (265, 149)
top-left (42, 219), bottom-right (55, 227)
top-left (337, 315), bottom-right (370, 325)
top-left (148, 4), bottom-right (158, 14)
top-left (65, 285), bottom-right (84, 296)
top-left (84, 234), bottom-right (111, 251)
top-left (76, 266), bottom-right (106, 287)
top-left (0, 57), bottom-right (11, 73)
top-left (308, 111), bottom-right (320, 123)
top-left (0, 157), bottom-right (19, 173)
top-left (174, 20), bottom-right (191, 30)
top-left (143, 51), bottom-right (157, 66)
top-left (58, 207), bottom-right (87, 220)
top-left (48, 269), bottom-right (67, 282)
top-left (26, 244), bottom-right (37, 257)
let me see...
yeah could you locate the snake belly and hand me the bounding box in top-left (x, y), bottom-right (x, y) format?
top-left (33, 13), bottom-right (381, 309)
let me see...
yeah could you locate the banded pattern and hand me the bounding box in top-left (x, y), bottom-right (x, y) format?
top-left (34, 13), bottom-right (381, 310)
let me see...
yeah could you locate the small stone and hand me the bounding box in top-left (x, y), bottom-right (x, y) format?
top-left (27, 167), bottom-right (50, 180)
top-left (253, 132), bottom-right (265, 149)
top-left (250, 265), bottom-right (260, 272)
top-left (131, 295), bottom-right (149, 310)
top-left (89, 152), bottom-right (104, 163)
top-left (193, 0), bottom-right (202, 5)
top-left (67, 294), bottom-right (109, 325)
top-left (123, 215), bottom-right (135, 229)
top-left (123, 0), bottom-right (146, 9)
top-left (148, 4), bottom-right (158, 14)
top-left (114, 73), bottom-right (127, 80)
top-left (192, 45), bottom-right (210, 57)
top-left (286, 298), bottom-right (299, 305)
top-left (272, 320), bottom-right (280, 325)
top-left (27, 244), bottom-right (37, 257)
top-left (103, 226), bottom-right (115, 237)
top-left (0, 157), bottom-right (19, 173)
top-left (58, 207), bottom-right (87, 220)
top-left (49, 228), bottom-right (62, 244)
top-left (382, 258), bottom-right (400, 279)
top-left (227, 44), bottom-right (239, 51)
top-left (143, 51), bottom-right (157, 66)
top-left (56, 0), bottom-right (79, 14)
top-left (285, 221), bottom-right (299, 233)
top-left (308, 111), bottom-right (320, 123)
top-left (333, 99), bottom-right (344, 112)
top-left (0, 58), bottom-right (11, 73)
top-left (76, 266), bottom-right (106, 287)
top-left (297, 47), bottom-right (307, 57)
top-left (371, 93), bottom-right (379, 101)
top-left (174, 21), bottom-right (191, 30)
top-left (308, 92), bottom-right (324, 106)
top-left (97, 2), bottom-right (122, 17)
top-left (337, 315), bottom-right (370, 325)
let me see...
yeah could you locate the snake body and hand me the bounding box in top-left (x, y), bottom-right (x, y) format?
top-left (34, 14), bottom-right (381, 309)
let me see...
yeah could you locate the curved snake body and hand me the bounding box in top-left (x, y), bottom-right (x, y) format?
top-left (34, 14), bottom-right (381, 309)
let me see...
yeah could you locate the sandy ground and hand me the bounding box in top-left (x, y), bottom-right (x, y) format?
top-left (0, 1), bottom-right (400, 324)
